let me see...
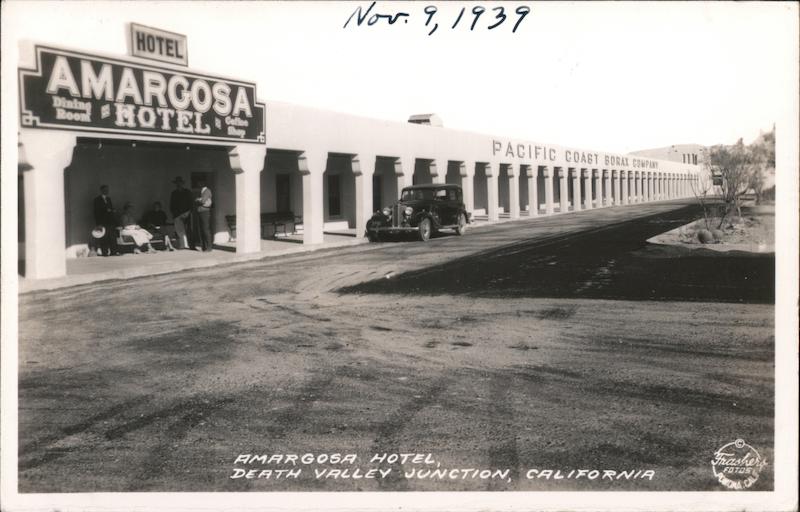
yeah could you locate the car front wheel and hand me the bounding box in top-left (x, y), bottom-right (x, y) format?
top-left (455, 213), bottom-right (467, 236)
top-left (418, 218), bottom-right (432, 242)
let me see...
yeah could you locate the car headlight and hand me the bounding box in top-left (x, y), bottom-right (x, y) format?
top-left (382, 207), bottom-right (391, 217)
top-left (404, 206), bottom-right (413, 216)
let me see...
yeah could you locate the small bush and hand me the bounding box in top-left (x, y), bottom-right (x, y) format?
top-left (697, 229), bottom-right (714, 244)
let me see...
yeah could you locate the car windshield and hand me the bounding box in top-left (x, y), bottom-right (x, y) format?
top-left (401, 188), bottom-right (439, 201)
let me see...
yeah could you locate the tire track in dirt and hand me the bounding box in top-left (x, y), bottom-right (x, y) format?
top-left (486, 374), bottom-right (520, 490)
top-left (19, 396), bottom-right (152, 471)
top-left (369, 377), bottom-right (449, 491)
top-left (123, 395), bottom-right (235, 491)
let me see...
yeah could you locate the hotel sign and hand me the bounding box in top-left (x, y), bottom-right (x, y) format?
top-left (129, 23), bottom-right (188, 67)
top-left (19, 46), bottom-right (266, 144)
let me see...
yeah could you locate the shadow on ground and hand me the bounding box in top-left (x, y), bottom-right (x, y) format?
top-left (340, 205), bottom-right (774, 304)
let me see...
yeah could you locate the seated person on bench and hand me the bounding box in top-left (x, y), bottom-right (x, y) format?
top-left (120, 202), bottom-right (158, 254)
top-left (141, 201), bottom-right (175, 251)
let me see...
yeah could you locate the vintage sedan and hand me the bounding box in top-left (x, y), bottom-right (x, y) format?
top-left (366, 184), bottom-right (470, 242)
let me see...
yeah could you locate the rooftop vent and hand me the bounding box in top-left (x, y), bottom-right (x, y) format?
top-left (408, 114), bottom-right (443, 127)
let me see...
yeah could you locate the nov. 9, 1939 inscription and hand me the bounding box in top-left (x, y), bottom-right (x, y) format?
top-left (344, 1), bottom-right (531, 35)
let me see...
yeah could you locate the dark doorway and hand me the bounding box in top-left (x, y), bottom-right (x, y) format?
top-left (328, 174), bottom-right (341, 217)
top-left (276, 174), bottom-right (291, 212)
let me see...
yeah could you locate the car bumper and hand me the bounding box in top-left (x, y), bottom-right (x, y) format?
top-left (369, 226), bottom-right (420, 234)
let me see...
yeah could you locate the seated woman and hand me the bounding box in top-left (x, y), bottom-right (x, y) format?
top-left (141, 201), bottom-right (175, 251)
top-left (119, 202), bottom-right (157, 254)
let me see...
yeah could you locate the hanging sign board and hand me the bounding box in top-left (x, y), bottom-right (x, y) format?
top-left (18, 46), bottom-right (266, 144)
top-left (129, 23), bottom-right (188, 67)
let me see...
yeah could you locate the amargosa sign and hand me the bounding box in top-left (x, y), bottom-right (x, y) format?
top-left (19, 46), bottom-right (265, 144)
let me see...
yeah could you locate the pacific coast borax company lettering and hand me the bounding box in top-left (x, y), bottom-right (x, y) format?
top-left (19, 46), bottom-right (266, 143)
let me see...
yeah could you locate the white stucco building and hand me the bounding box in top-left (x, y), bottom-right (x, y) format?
top-left (16, 35), bottom-right (702, 280)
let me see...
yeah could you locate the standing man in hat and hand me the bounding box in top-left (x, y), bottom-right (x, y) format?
top-left (195, 178), bottom-right (214, 252)
top-left (92, 184), bottom-right (118, 256)
top-left (169, 176), bottom-right (194, 249)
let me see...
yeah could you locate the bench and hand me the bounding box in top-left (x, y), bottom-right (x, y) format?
top-left (225, 212), bottom-right (301, 241)
top-left (116, 225), bottom-right (173, 251)
top-left (261, 211), bottom-right (298, 238)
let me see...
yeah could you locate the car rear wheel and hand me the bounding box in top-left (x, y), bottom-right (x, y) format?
top-left (418, 218), bottom-right (432, 242)
top-left (455, 213), bottom-right (467, 236)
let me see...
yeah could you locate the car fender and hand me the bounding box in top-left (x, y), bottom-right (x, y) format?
top-left (413, 210), bottom-right (439, 228)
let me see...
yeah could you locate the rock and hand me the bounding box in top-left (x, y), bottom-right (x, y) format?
top-left (711, 229), bottom-right (724, 242)
top-left (697, 229), bottom-right (714, 244)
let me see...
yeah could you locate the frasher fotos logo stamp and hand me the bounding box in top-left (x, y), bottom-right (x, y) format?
top-left (711, 439), bottom-right (768, 490)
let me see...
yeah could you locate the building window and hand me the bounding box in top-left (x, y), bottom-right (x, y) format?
top-left (328, 174), bottom-right (341, 217)
top-left (693, 154), bottom-right (698, 165)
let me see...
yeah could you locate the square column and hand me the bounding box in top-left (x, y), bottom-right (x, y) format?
top-left (570, 168), bottom-right (581, 212)
top-left (485, 162), bottom-right (499, 221)
top-left (401, 156), bottom-right (416, 189)
top-left (603, 169), bottom-right (612, 206)
top-left (229, 144), bottom-right (266, 254)
top-left (543, 166), bottom-right (554, 215)
top-left (393, 157), bottom-right (407, 199)
top-left (592, 169), bottom-right (601, 207)
top-left (640, 172), bottom-right (646, 202)
top-left (582, 169), bottom-right (592, 210)
top-left (611, 170), bottom-right (619, 205)
top-left (651, 174), bottom-right (656, 200)
top-left (556, 167), bottom-right (568, 213)
top-left (460, 161), bottom-right (475, 213)
top-left (524, 165), bottom-right (538, 216)
top-left (620, 170), bottom-right (628, 205)
top-left (298, 151), bottom-right (326, 244)
top-left (507, 164), bottom-right (520, 219)
top-left (431, 159), bottom-right (446, 184)
top-left (20, 130), bottom-right (76, 279)
top-left (353, 153), bottom-right (376, 239)
top-left (632, 171), bottom-right (639, 203)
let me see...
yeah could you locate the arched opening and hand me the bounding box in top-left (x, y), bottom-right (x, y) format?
top-left (445, 161), bottom-right (462, 186)
top-left (412, 158), bottom-right (434, 185)
top-left (498, 164), bottom-right (510, 216)
top-left (536, 166), bottom-right (547, 214)
top-left (323, 153), bottom-right (356, 234)
top-left (64, 138), bottom-right (234, 258)
top-left (372, 157), bottom-right (400, 211)
top-left (261, 149), bottom-right (304, 239)
top-left (473, 164), bottom-right (489, 217)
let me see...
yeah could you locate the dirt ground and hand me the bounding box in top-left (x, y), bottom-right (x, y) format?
top-left (17, 200), bottom-right (774, 492)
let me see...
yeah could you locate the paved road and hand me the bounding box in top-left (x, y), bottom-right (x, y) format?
top-left (18, 200), bottom-right (774, 492)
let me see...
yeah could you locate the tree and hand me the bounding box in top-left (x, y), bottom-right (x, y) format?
top-left (689, 163), bottom-right (716, 231)
top-left (692, 127), bottom-right (776, 231)
top-left (704, 138), bottom-right (761, 228)
top-left (748, 128), bottom-right (776, 204)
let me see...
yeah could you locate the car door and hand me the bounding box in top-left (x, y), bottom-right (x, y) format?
top-left (438, 188), bottom-right (457, 225)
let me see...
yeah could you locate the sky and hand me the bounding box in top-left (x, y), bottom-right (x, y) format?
top-left (1, 1), bottom-right (795, 154)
